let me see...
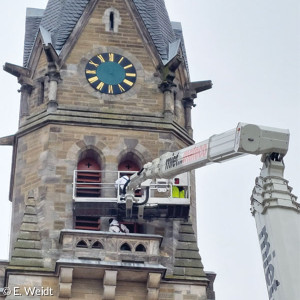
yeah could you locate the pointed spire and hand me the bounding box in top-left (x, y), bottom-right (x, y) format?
top-left (9, 192), bottom-right (44, 269)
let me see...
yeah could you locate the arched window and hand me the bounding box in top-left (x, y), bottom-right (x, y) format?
top-left (102, 7), bottom-right (121, 33)
top-left (118, 160), bottom-right (140, 174)
top-left (76, 149), bottom-right (101, 198)
top-left (109, 11), bottom-right (114, 31)
top-left (76, 240), bottom-right (88, 248)
top-left (135, 244), bottom-right (146, 252)
top-left (92, 241), bottom-right (104, 249)
top-left (77, 158), bottom-right (100, 171)
top-left (120, 243), bottom-right (131, 251)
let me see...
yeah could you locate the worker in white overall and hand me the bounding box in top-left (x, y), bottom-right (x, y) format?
top-left (109, 218), bottom-right (129, 233)
top-left (115, 174), bottom-right (130, 199)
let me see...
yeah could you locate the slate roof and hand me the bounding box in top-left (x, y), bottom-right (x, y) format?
top-left (40, 0), bottom-right (89, 51)
top-left (132, 0), bottom-right (176, 63)
top-left (172, 21), bottom-right (189, 74)
top-left (23, 0), bottom-right (188, 70)
top-left (23, 8), bottom-right (44, 66)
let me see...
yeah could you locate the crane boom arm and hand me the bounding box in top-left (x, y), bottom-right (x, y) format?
top-left (124, 122), bottom-right (299, 300)
top-left (127, 122), bottom-right (289, 191)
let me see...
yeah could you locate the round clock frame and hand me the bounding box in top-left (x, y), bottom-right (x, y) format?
top-left (85, 52), bottom-right (137, 95)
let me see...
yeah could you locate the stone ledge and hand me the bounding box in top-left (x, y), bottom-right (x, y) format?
top-left (17, 108), bottom-right (194, 146)
top-left (14, 240), bottom-right (42, 250)
top-left (178, 233), bottom-right (197, 243)
top-left (17, 232), bottom-right (40, 241)
top-left (174, 259), bottom-right (203, 268)
top-left (176, 242), bottom-right (199, 251)
top-left (175, 250), bottom-right (201, 259)
top-left (12, 249), bottom-right (43, 259)
top-left (10, 258), bottom-right (44, 268)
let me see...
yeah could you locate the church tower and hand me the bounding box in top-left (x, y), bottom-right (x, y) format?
top-left (1, 0), bottom-right (214, 299)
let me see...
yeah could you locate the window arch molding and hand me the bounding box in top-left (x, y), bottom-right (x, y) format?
top-left (102, 7), bottom-right (122, 33)
top-left (66, 141), bottom-right (108, 172)
top-left (117, 149), bottom-right (148, 171)
top-left (77, 147), bottom-right (103, 170)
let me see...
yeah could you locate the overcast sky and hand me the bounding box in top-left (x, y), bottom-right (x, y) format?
top-left (165, 1), bottom-right (299, 300)
top-left (0, 1), bottom-right (299, 300)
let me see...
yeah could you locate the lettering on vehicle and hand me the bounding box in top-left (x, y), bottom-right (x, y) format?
top-left (182, 144), bottom-right (208, 164)
top-left (165, 153), bottom-right (182, 170)
top-left (259, 226), bottom-right (280, 299)
top-left (164, 144), bottom-right (208, 171)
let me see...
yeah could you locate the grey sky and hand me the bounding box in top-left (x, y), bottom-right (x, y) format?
top-left (165, 1), bottom-right (299, 299)
top-left (0, 1), bottom-right (299, 300)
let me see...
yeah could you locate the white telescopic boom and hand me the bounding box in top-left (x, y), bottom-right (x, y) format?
top-left (127, 123), bottom-right (289, 191)
top-left (251, 158), bottom-right (299, 300)
top-left (125, 122), bottom-right (298, 300)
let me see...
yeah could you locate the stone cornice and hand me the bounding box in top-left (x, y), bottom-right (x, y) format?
top-left (16, 108), bottom-right (195, 146)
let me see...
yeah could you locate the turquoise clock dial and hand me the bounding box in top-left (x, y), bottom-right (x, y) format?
top-left (85, 53), bottom-right (137, 94)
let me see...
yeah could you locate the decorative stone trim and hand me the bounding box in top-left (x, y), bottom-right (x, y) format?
top-left (60, 230), bottom-right (162, 264)
top-left (75, 238), bottom-right (105, 250)
top-left (59, 267), bottom-right (73, 298)
top-left (117, 239), bottom-right (149, 254)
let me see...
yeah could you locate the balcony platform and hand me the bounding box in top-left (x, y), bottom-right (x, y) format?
top-left (73, 170), bottom-right (191, 220)
top-left (73, 199), bottom-right (190, 220)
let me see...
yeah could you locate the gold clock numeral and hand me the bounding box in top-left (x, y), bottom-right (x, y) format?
top-left (86, 70), bottom-right (97, 74)
top-left (125, 73), bottom-right (136, 77)
top-left (124, 64), bottom-right (133, 70)
top-left (109, 53), bottom-right (114, 62)
top-left (88, 76), bottom-right (99, 84)
top-left (108, 85), bottom-right (114, 94)
top-left (118, 84), bottom-right (125, 92)
top-left (96, 82), bottom-right (104, 91)
top-left (123, 79), bottom-right (133, 86)
top-left (97, 54), bottom-right (105, 63)
top-left (89, 60), bottom-right (99, 67)
top-left (118, 57), bottom-right (124, 64)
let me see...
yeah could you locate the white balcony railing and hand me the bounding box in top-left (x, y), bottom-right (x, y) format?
top-left (73, 170), bottom-right (190, 205)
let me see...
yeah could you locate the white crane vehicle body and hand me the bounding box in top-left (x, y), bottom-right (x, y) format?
top-left (124, 123), bottom-right (299, 300)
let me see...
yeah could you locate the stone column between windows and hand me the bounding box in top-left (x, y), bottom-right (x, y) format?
top-left (183, 98), bottom-right (194, 137)
top-left (19, 83), bottom-right (33, 117)
top-left (160, 82), bottom-right (175, 120)
top-left (47, 62), bottom-right (60, 112)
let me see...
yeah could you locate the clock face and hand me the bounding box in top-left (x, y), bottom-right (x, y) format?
top-left (85, 53), bottom-right (137, 94)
